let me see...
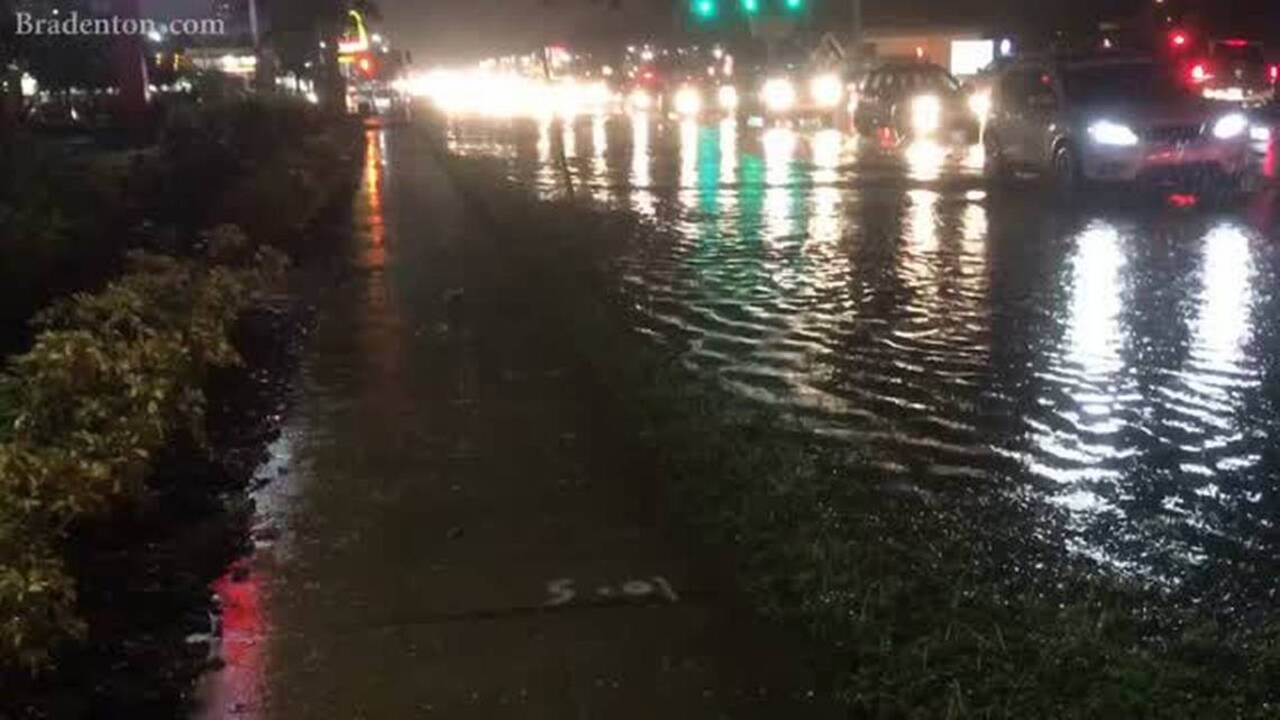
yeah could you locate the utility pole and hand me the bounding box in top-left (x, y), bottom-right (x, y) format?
top-left (110, 0), bottom-right (148, 133)
top-left (850, 0), bottom-right (863, 59)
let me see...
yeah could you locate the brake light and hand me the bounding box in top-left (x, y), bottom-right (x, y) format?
top-left (1170, 30), bottom-right (1189, 49)
top-left (1222, 39), bottom-right (1249, 48)
top-left (1271, 65), bottom-right (1279, 84)
top-left (1190, 63), bottom-right (1212, 83)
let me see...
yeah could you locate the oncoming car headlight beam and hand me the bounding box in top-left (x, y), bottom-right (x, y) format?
top-left (762, 78), bottom-right (797, 113)
top-left (1088, 120), bottom-right (1139, 147)
top-left (810, 74), bottom-right (843, 108)
top-left (1212, 113), bottom-right (1248, 140)
top-left (674, 86), bottom-right (703, 117)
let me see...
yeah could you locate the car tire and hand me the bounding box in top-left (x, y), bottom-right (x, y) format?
top-left (1052, 143), bottom-right (1085, 197)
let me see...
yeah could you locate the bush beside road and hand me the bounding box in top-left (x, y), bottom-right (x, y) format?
top-left (0, 100), bottom-right (361, 713)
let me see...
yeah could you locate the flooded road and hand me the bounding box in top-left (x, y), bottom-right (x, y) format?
top-left (194, 126), bottom-right (837, 719)
top-left (447, 115), bottom-right (1280, 576)
top-left (191, 117), bottom-right (1280, 717)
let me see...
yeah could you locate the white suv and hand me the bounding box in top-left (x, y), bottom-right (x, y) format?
top-left (984, 54), bottom-right (1252, 192)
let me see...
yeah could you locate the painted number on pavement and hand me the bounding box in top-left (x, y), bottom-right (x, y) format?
top-left (545, 577), bottom-right (679, 607)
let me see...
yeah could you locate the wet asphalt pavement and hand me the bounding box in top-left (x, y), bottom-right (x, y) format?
top-left (194, 115), bottom-right (1280, 716)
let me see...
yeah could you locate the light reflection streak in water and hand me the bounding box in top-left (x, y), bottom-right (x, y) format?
top-left (1181, 224), bottom-right (1258, 474)
top-left (361, 129), bottom-right (388, 269)
top-left (1032, 221), bottom-right (1129, 511)
top-left (562, 121), bottom-right (577, 159)
top-left (1191, 225), bottom-right (1253, 379)
top-left (629, 114), bottom-right (655, 219)
top-left (762, 128), bottom-right (797, 241)
top-left (1066, 223), bottom-right (1125, 377)
top-left (906, 189), bottom-right (939, 252)
top-left (680, 119), bottom-right (699, 190)
top-left (808, 130), bottom-right (844, 245)
top-left (905, 139), bottom-right (946, 181)
top-left (590, 116), bottom-right (610, 202)
top-left (719, 119), bottom-right (738, 185)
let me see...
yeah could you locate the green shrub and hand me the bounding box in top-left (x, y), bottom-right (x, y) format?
top-left (0, 226), bottom-right (286, 673)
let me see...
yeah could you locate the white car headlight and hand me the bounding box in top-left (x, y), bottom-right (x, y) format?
top-left (1251, 125), bottom-right (1273, 143)
top-left (810, 73), bottom-right (843, 109)
top-left (1212, 113), bottom-right (1248, 140)
top-left (674, 86), bottom-right (703, 117)
top-left (1088, 120), bottom-right (1139, 146)
top-left (912, 95), bottom-right (941, 134)
top-left (761, 78), bottom-right (796, 113)
top-left (628, 89), bottom-right (652, 111)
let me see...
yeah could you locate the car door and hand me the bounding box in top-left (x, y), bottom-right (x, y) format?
top-left (1020, 69), bottom-right (1061, 171)
top-left (990, 67), bottom-right (1034, 163)
top-left (854, 71), bottom-right (883, 133)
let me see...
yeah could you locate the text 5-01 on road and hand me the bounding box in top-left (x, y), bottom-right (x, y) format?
top-left (984, 54), bottom-right (1253, 194)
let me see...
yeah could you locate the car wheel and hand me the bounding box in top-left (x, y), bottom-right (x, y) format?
top-left (1052, 143), bottom-right (1084, 196)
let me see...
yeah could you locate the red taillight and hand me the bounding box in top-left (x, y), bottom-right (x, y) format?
top-left (1222, 38), bottom-right (1249, 48)
top-left (1270, 65), bottom-right (1279, 84)
top-left (1190, 63), bottom-right (1211, 83)
top-left (1170, 31), bottom-right (1189, 49)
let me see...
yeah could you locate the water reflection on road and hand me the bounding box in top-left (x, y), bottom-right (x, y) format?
top-left (446, 115), bottom-right (1280, 584)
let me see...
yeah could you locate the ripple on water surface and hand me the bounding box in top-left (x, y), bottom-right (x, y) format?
top-left (447, 117), bottom-right (1280, 585)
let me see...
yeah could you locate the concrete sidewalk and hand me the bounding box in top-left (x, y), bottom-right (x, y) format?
top-left (195, 127), bottom-right (835, 719)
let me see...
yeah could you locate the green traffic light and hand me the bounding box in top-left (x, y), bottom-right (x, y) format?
top-left (783, 0), bottom-right (803, 11)
top-left (741, 0), bottom-right (760, 14)
top-left (692, 0), bottom-right (718, 19)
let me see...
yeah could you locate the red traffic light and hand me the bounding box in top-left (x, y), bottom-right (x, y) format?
top-left (1169, 30), bottom-right (1189, 49)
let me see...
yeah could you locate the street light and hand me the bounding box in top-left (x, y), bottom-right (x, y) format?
top-left (782, 0), bottom-right (804, 12)
top-left (740, 0), bottom-right (760, 14)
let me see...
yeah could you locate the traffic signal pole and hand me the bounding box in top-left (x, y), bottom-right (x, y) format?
top-left (851, 0), bottom-right (862, 52)
top-left (110, 0), bottom-right (148, 133)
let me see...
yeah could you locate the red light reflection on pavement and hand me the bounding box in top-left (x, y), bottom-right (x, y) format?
top-left (194, 559), bottom-right (267, 719)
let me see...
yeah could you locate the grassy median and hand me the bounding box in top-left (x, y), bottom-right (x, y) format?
top-left (441, 147), bottom-right (1280, 719)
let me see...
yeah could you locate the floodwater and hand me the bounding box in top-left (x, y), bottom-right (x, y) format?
top-left (446, 115), bottom-right (1280, 575)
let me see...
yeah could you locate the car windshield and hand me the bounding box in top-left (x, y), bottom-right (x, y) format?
top-left (1062, 62), bottom-right (1187, 103)
top-left (881, 67), bottom-right (960, 94)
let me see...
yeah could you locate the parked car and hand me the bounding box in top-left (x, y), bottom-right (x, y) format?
top-left (983, 53), bottom-right (1253, 192)
top-left (851, 60), bottom-right (981, 143)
